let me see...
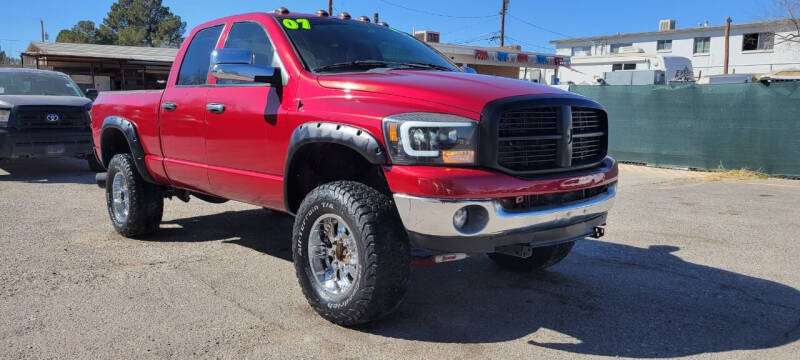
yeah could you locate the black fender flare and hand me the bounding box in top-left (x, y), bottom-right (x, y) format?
top-left (283, 122), bottom-right (386, 212)
top-left (100, 116), bottom-right (157, 184)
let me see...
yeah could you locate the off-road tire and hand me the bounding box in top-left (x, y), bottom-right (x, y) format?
top-left (488, 241), bottom-right (575, 272)
top-left (293, 181), bottom-right (411, 326)
top-left (87, 152), bottom-right (105, 172)
top-left (105, 153), bottom-right (163, 237)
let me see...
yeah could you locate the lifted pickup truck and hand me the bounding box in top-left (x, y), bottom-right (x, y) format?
top-left (91, 9), bottom-right (617, 325)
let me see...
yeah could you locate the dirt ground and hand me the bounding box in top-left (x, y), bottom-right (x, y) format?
top-left (1, 158), bottom-right (799, 359)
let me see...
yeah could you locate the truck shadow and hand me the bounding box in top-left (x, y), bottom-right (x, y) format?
top-left (360, 241), bottom-right (800, 358)
top-left (139, 210), bottom-right (800, 357)
top-left (0, 158), bottom-right (95, 184)
top-left (150, 209), bottom-right (295, 262)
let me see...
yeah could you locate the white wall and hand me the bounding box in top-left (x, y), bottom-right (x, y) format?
top-left (556, 22), bottom-right (800, 81)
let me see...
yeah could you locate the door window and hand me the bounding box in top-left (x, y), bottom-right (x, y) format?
top-left (177, 25), bottom-right (224, 85)
top-left (224, 22), bottom-right (277, 67)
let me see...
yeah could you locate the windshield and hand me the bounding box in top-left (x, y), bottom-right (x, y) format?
top-left (0, 71), bottom-right (83, 97)
top-left (279, 17), bottom-right (459, 73)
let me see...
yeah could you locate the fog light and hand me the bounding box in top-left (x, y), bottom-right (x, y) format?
top-left (453, 207), bottom-right (468, 229)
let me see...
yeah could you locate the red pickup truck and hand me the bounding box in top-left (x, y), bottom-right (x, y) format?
top-left (91, 9), bottom-right (617, 325)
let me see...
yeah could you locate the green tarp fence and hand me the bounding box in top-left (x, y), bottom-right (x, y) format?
top-left (569, 82), bottom-right (800, 177)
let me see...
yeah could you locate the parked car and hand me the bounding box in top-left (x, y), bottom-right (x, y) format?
top-left (91, 10), bottom-right (618, 325)
top-left (0, 68), bottom-right (102, 170)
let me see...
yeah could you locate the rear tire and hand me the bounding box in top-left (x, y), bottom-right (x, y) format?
top-left (488, 241), bottom-right (575, 272)
top-left (105, 153), bottom-right (163, 237)
top-left (292, 181), bottom-right (411, 326)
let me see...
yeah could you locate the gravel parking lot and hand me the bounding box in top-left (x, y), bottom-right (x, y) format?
top-left (1, 158), bottom-right (799, 359)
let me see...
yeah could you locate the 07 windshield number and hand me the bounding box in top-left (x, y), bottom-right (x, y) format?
top-left (282, 18), bottom-right (311, 30)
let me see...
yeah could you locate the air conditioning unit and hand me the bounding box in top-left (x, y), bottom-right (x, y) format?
top-left (414, 31), bottom-right (440, 43)
top-left (659, 19), bottom-right (676, 31)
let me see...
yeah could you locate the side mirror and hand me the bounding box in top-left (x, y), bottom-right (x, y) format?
top-left (85, 88), bottom-right (98, 101)
top-left (461, 66), bottom-right (477, 74)
top-left (210, 48), bottom-right (281, 86)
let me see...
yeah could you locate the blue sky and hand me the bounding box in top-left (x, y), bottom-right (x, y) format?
top-left (0, 0), bottom-right (781, 57)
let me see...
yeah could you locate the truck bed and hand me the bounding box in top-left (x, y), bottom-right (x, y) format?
top-left (91, 90), bottom-right (165, 160)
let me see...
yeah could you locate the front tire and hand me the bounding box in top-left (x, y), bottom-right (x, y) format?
top-left (105, 153), bottom-right (163, 237)
top-left (293, 181), bottom-right (411, 326)
top-left (488, 241), bottom-right (575, 272)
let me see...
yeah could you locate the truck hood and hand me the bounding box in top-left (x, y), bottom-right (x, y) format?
top-left (316, 70), bottom-right (568, 114)
top-left (0, 95), bottom-right (92, 108)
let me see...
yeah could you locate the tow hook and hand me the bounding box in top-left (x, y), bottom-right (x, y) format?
top-left (412, 253), bottom-right (469, 267)
top-left (95, 172), bottom-right (107, 189)
top-left (590, 226), bottom-right (605, 239)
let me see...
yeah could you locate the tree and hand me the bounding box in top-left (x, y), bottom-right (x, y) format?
top-left (775, 0), bottom-right (800, 44)
top-left (0, 49), bottom-right (21, 65)
top-left (56, 0), bottom-right (185, 47)
top-left (55, 21), bottom-right (115, 44)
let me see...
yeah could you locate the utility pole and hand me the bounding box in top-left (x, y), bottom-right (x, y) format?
top-left (40, 19), bottom-right (45, 42)
top-left (723, 17), bottom-right (732, 74)
top-left (500, 0), bottom-right (508, 47)
top-left (328, 0), bottom-right (333, 15)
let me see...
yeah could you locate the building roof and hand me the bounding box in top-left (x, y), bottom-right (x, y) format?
top-left (550, 19), bottom-right (792, 45)
top-left (24, 42), bottom-right (178, 63)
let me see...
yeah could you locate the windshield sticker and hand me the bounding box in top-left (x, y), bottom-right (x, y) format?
top-left (282, 18), bottom-right (311, 30)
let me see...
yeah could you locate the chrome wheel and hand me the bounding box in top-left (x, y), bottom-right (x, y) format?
top-left (308, 214), bottom-right (360, 298)
top-left (111, 172), bottom-right (130, 224)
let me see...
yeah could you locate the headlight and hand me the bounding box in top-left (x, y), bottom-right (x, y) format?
top-left (0, 109), bottom-right (10, 128)
top-left (382, 112), bottom-right (478, 165)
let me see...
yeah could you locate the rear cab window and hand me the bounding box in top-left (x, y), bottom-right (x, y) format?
top-left (176, 25), bottom-right (224, 86)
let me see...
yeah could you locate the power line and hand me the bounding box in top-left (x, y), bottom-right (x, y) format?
top-left (507, 14), bottom-right (573, 38)
top-left (378, 0), bottom-right (498, 19)
top-left (438, 15), bottom-right (499, 37)
top-left (503, 35), bottom-right (555, 51)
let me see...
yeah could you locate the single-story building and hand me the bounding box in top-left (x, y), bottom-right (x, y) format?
top-left (22, 42), bottom-right (176, 92)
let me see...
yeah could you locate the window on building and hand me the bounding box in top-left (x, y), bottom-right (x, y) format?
top-left (693, 37), bottom-right (711, 54)
top-left (177, 25), bottom-right (224, 85)
top-left (610, 43), bottom-right (633, 53)
top-left (612, 63), bottom-right (636, 71)
top-left (742, 32), bottom-right (774, 51)
top-left (657, 40), bottom-right (672, 51)
top-left (572, 46), bottom-right (590, 56)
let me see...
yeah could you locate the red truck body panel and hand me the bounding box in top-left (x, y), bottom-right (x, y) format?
top-left (384, 157), bottom-right (618, 199)
top-left (91, 11), bottom-right (616, 212)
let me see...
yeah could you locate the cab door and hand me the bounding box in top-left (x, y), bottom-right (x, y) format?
top-left (159, 24), bottom-right (224, 192)
top-left (204, 21), bottom-right (287, 208)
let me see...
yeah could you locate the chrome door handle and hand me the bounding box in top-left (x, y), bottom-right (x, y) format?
top-left (162, 102), bottom-right (177, 111)
top-left (206, 103), bottom-right (226, 114)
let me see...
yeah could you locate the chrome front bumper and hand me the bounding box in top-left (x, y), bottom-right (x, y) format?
top-left (393, 183), bottom-right (616, 252)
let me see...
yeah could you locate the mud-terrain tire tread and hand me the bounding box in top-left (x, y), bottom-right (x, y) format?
top-left (105, 153), bottom-right (163, 237)
top-left (488, 241), bottom-right (575, 272)
top-left (293, 180), bottom-right (411, 326)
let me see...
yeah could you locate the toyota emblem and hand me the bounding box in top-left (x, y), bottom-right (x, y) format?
top-left (45, 113), bottom-right (60, 122)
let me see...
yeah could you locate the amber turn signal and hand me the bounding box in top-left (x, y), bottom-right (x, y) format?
top-left (442, 150), bottom-right (475, 164)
